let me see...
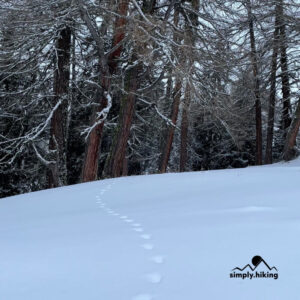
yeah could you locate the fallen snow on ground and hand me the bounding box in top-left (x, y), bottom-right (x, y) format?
top-left (1, 159), bottom-right (300, 300)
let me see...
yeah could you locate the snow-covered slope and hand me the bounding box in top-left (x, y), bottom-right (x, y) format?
top-left (1, 160), bottom-right (300, 300)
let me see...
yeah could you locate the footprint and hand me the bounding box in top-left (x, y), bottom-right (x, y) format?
top-left (132, 294), bottom-right (153, 300)
top-left (146, 272), bottom-right (162, 284)
top-left (125, 219), bottom-right (133, 223)
top-left (134, 228), bottom-right (144, 232)
top-left (132, 223), bottom-right (141, 227)
top-left (120, 216), bottom-right (128, 219)
top-left (142, 243), bottom-right (154, 250)
top-left (140, 234), bottom-right (151, 240)
top-left (151, 256), bottom-right (164, 264)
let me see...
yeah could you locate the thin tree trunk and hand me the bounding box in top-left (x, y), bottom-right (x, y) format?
top-left (265, 4), bottom-right (280, 164)
top-left (66, 30), bottom-right (76, 145)
top-left (159, 79), bottom-right (181, 173)
top-left (159, 7), bottom-right (181, 173)
top-left (81, 0), bottom-right (129, 182)
top-left (279, 1), bottom-right (291, 133)
top-left (246, 0), bottom-right (263, 165)
top-left (180, 85), bottom-right (190, 172)
top-left (283, 98), bottom-right (300, 161)
top-left (179, 0), bottom-right (197, 172)
top-left (48, 26), bottom-right (71, 188)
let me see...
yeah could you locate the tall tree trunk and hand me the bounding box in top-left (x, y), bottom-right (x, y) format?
top-left (179, 0), bottom-right (197, 172)
top-left (159, 7), bottom-right (181, 173)
top-left (246, 0), bottom-right (263, 165)
top-left (159, 79), bottom-right (181, 173)
top-left (283, 98), bottom-right (300, 161)
top-left (81, 87), bottom-right (109, 182)
top-left (108, 0), bottom-right (130, 73)
top-left (180, 85), bottom-right (191, 172)
top-left (80, 0), bottom-right (129, 182)
top-left (48, 26), bottom-right (71, 188)
top-left (105, 65), bottom-right (139, 178)
top-left (103, 0), bottom-right (156, 178)
top-left (265, 4), bottom-right (280, 164)
top-left (279, 0), bottom-right (291, 134)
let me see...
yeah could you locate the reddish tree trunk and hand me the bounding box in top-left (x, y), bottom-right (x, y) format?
top-left (103, 0), bottom-right (156, 178)
top-left (81, 1), bottom-right (129, 182)
top-left (108, 0), bottom-right (130, 73)
top-left (48, 27), bottom-right (71, 188)
top-left (81, 89), bottom-right (108, 182)
top-left (283, 98), bottom-right (300, 161)
top-left (106, 66), bottom-right (139, 178)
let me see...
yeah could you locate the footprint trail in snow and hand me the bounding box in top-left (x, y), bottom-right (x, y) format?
top-left (95, 181), bottom-right (164, 300)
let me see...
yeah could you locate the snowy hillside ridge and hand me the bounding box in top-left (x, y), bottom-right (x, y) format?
top-left (1, 159), bottom-right (300, 299)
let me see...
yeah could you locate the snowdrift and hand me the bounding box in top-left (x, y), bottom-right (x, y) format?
top-left (1, 160), bottom-right (300, 299)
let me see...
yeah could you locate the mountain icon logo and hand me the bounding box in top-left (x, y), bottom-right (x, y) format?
top-left (232, 255), bottom-right (278, 272)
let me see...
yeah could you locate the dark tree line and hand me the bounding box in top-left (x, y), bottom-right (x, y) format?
top-left (0, 0), bottom-right (300, 198)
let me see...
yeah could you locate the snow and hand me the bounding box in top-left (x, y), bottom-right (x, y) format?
top-left (1, 159), bottom-right (300, 299)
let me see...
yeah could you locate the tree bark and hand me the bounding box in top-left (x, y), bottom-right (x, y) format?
top-left (81, 88), bottom-right (109, 182)
top-left (48, 26), bottom-right (71, 188)
top-left (265, 4), bottom-right (280, 164)
top-left (80, 0), bottom-right (129, 182)
top-left (159, 79), bottom-right (181, 173)
top-left (103, 0), bottom-right (156, 178)
top-left (279, 1), bottom-right (291, 133)
top-left (159, 7), bottom-right (182, 173)
top-left (108, 0), bottom-right (130, 73)
top-left (283, 98), bottom-right (300, 161)
top-left (105, 66), bottom-right (139, 178)
top-left (179, 0), bottom-right (197, 172)
top-left (180, 85), bottom-right (190, 172)
top-left (246, 0), bottom-right (263, 165)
